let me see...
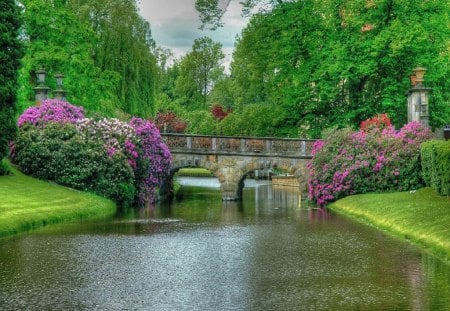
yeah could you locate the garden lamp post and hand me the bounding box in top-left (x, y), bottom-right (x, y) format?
top-left (407, 67), bottom-right (431, 127)
top-left (33, 68), bottom-right (51, 106)
top-left (53, 73), bottom-right (67, 101)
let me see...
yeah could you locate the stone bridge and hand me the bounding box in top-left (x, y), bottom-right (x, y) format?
top-left (160, 134), bottom-right (316, 201)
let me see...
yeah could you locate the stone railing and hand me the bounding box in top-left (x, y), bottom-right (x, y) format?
top-left (161, 134), bottom-right (315, 158)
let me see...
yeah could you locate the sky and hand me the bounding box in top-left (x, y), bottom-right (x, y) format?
top-left (137, 0), bottom-right (249, 70)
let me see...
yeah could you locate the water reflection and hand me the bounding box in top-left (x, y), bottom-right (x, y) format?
top-left (0, 179), bottom-right (449, 310)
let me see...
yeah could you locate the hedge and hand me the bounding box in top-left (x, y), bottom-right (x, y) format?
top-left (421, 140), bottom-right (450, 196)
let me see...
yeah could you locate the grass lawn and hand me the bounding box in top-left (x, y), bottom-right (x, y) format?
top-left (328, 188), bottom-right (450, 261)
top-left (176, 168), bottom-right (214, 177)
top-left (0, 161), bottom-right (116, 238)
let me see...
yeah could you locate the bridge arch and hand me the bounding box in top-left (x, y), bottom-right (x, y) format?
top-left (160, 134), bottom-right (315, 201)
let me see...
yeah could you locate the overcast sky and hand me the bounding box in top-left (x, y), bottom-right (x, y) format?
top-left (137, 0), bottom-right (249, 70)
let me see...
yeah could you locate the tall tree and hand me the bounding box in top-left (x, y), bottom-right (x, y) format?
top-left (229, 0), bottom-right (449, 137)
top-left (76, 0), bottom-right (158, 117)
top-left (0, 0), bottom-right (23, 174)
top-left (195, 0), bottom-right (289, 30)
top-left (175, 37), bottom-right (224, 109)
top-left (19, 0), bottom-right (119, 115)
top-left (19, 0), bottom-right (159, 118)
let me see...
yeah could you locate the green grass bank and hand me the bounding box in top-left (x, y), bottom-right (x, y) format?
top-left (0, 161), bottom-right (116, 238)
top-left (176, 168), bottom-right (214, 177)
top-left (328, 188), bottom-right (450, 262)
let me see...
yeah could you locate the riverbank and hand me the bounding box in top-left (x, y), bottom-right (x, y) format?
top-left (328, 188), bottom-right (450, 262)
top-left (176, 168), bottom-right (214, 177)
top-left (0, 161), bottom-right (116, 238)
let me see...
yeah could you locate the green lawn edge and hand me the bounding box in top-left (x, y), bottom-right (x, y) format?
top-left (328, 188), bottom-right (450, 263)
top-left (0, 160), bottom-right (117, 238)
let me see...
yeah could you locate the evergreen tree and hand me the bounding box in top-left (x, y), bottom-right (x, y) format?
top-left (0, 0), bottom-right (23, 174)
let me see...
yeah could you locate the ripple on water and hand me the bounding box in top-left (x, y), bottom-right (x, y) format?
top-left (0, 185), bottom-right (449, 310)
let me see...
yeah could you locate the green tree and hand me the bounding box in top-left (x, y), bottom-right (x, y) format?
top-left (76, 0), bottom-right (158, 117)
top-left (175, 37), bottom-right (224, 109)
top-left (18, 0), bottom-right (119, 115)
top-left (0, 0), bottom-right (23, 174)
top-left (19, 0), bottom-right (159, 118)
top-left (195, 0), bottom-right (288, 30)
top-left (228, 0), bottom-right (449, 137)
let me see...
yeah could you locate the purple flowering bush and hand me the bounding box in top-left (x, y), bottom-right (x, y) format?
top-left (130, 117), bottom-right (172, 205)
top-left (308, 117), bottom-right (432, 207)
top-left (18, 99), bottom-right (84, 128)
top-left (14, 101), bottom-right (171, 207)
top-left (76, 118), bottom-right (139, 169)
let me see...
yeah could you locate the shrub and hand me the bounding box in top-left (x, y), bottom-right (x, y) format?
top-left (211, 104), bottom-right (230, 121)
top-left (18, 99), bottom-right (84, 128)
top-left (76, 118), bottom-right (139, 169)
top-left (130, 117), bottom-right (172, 206)
top-left (14, 123), bottom-right (136, 207)
top-left (14, 101), bottom-right (172, 207)
top-left (154, 111), bottom-right (186, 133)
top-left (308, 116), bottom-right (432, 206)
top-left (421, 140), bottom-right (450, 196)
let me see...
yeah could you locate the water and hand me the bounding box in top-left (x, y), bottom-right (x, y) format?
top-left (0, 178), bottom-right (449, 310)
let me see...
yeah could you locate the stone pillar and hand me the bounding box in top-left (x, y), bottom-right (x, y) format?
top-left (216, 159), bottom-right (244, 201)
top-left (33, 68), bottom-right (50, 106)
top-left (53, 73), bottom-right (67, 101)
top-left (407, 67), bottom-right (431, 127)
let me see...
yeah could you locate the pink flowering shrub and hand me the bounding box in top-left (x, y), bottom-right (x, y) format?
top-left (130, 117), bottom-right (172, 206)
top-left (76, 118), bottom-right (139, 169)
top-left (18, 99), bottom-right (84, 127)
top-left (14, 101), bottom-right (172, 207)
top-left (308, 116), bottom-right (432, 207)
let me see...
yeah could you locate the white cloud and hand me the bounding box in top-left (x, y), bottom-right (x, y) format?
top-left (138, 0), bottom-right (248, 70)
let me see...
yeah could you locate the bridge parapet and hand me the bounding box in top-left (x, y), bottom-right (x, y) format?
top-left (161, 133), bottom-right (315, 158)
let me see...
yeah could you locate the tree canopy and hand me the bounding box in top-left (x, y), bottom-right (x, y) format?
top-left (225, 0), bottom-right (449, 137)
top-left (0, 0), bottom-right (23, 174)
top-left (18, 0), bottom-right (158, 118)
top-left (173, 37), bottom-right (224, 109)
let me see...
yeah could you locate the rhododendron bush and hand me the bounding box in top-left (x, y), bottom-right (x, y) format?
top-left (308, 115), bottom-right (432, 207)
top-left (14, 100), bottom-right (171, 207)
top-left (130, 117), bottom-right (172, 205)
top-left (18, 99), bottom-right (85, 127)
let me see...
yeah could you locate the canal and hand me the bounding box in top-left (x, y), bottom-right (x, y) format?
top-left (0, 178), bottom-right (449, 310)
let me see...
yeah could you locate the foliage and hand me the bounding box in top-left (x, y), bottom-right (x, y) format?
top-left (195, 0), bottom-right (285, 30)
top-left (308, 115), bottom-right (432, 206)
top-left (18, 0), bottom-right (158, 118)
top-left (360, 113), bottom-right (391, 132)
top-left (227, 0), bottom-right (450, 137)
top-left (75, 0), bottom-right (158, 117)
top-left (217, 103), bottom-right (290, 137)
top-left (174, 37), bottom-right (224, 108)
top-left (211, 104), bottom-right (230, 121)
top-left (0, 0), bottom-right (23, 175)
top-left (154, 112), bottom-right (187, 133)
top-left (421, 140), bottom-right (450, 196)
top-left (129, 117), bottom-right (172, 205)
top-left (14, 123), bottom-right (136, 207)
top-left (76, 117), bottom-right (138, 169)
top-left (184, 110), bottom-right (216, 135)
top-left (14, 101), bottom-right (172, 207)
top-left (18, 0), bottom-right (119, 115)
top-left (18, 99), bottom-right (85, 128)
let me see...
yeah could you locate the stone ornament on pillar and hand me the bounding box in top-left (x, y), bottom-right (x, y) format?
top-left (53, 73), bottom-right (67, 100)
top-left (407, 67), bottom-right (431, 127)
top-left (33, 68), bottom-right (51, 106)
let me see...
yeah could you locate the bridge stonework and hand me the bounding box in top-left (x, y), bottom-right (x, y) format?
top-left (160, 134), bottom-right (315, 201)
